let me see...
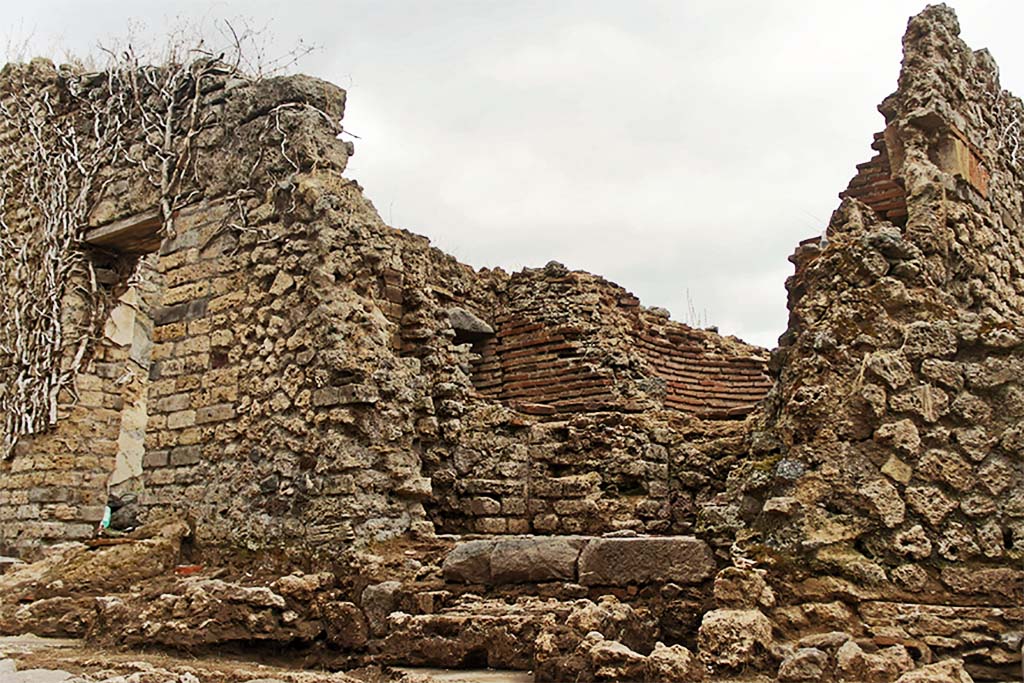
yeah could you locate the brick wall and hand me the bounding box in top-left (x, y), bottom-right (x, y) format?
top-left (469, 266), bottom-right (771, 418)
top-left (633, 311), bottom-right (772, 419)
top-left (839, 131), bottom-right (908, 224)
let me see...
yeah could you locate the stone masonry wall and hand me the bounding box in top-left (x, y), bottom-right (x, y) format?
top-left (0, 60), bottom-right (161, 555)
top-left (431, 261), bottom-right (770, 537)
top-left (2, 6), bottom-right (1023, 680)
top-left (1, 56), bottom-right (773, 557)
top-left (0, 304), bottom-right (140, 554)
top-left (731, 7), bottom-right (1023, 675)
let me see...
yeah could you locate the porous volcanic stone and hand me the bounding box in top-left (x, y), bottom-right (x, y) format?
top-left (697, 608), bottom-right (773, 670)
top-left (447, 307), bottom-right (494, 339)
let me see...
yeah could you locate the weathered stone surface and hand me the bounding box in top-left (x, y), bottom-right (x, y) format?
top-left (360, 580), bottom-right (402, 638)
top-left (776, 647), bottom-right (828, 682)
top-left (588, 637), bottom-right (647, 681)
top-left (903, 321), bottom-right (958, 359)
top-left (905, 486), bottom-right (957, 528)
top-left (578, 537), bottom-right (715, 586)
top-left (893, 525), bottom-right (933, 560)
top-left (867, 351), bottom-right (914, 389)
top-left (490, 537), bottom-right (586, 584)
top-left (860, 478), bottom-right (906, 527)
top-left (697, 608), bottom-right (773, 670)
top-left (712, 567), bottom-right (775, 609)
top-left (875, 419), bottom-right (921, 455)
top-left (322, 601), bottom-right (368, 649)
top-left (439, 536), bottom-right (595, 585)
top-left (645, 642), bottom-right (705, 682)
top-left (835, 640), bottom-right (914, 683)
top-left (447, 307), bottom-right (494, 339)
top-left (441, 540), bottom-right (496, 584)
top-left (894, 659), bottom-right (974, 683)
top-left (534, 596), bottom-right (658, 682)
top-left (273, 572), bottom-right (334, 600)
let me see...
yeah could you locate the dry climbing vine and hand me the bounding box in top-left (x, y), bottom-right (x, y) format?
top-left (0, 63), bottom-right (125, 458)
top-left (987, 87), bottom-right (1024, 171)
top-left (0, 27), bottom-right (314, 458)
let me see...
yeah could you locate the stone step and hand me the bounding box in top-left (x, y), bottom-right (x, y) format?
top-left (439, 533), bottom-right (716, 588)
top-left (373, 589), bottom-right (664, 677)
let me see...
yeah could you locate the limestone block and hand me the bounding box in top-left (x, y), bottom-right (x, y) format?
top-left (588, 638), bottom-right (647, 681)
top-left (777, 647), bottom-right (829, 682)
top-left (578, 536), bottom-right (715, 586)
top-left (361, 580), bottom-right (402, 637)
top-left (859, 478), bottom-right (906, 527)
top-left (447, 307), bottom-right (494, 340)
top-left (490, 537), bottom-right (586, 584)
top-left (882, 455), bottom-right (913, 484)
top-left (835, 640), bottom-right (914, 683)
top-left (441, 540), bottom-right (496, 583)
top-left (712, 567), bottom-right (775, 609)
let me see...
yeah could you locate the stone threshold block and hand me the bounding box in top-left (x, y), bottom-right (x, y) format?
top-left (442, 535), bottom-right (716, 586)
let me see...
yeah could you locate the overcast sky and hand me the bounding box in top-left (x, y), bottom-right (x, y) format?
top-left (7, 1), bottom-right (1023, 348)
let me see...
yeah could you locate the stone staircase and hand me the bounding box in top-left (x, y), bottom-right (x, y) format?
top-left (359, 532), bottom-right (720, 676)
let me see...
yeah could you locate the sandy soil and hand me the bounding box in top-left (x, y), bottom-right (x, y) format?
top-left (0, 635), bottom-right (531, 683)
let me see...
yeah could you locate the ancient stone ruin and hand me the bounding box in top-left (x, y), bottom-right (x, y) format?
top-left (0, 5), bottom-right (1020, 683)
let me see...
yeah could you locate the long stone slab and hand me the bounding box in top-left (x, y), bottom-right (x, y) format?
top-left (490, 537), bottom-right (587, 583)
top-left (442, 537), bottom-right (586, 584)
top-left (577, 536), bottom-right (715, 586)
top-left (442, 535), bottom-right (717, 587)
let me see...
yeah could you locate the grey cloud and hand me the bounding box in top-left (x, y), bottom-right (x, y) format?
top-left (7, 0), bottom-right (1024, 349)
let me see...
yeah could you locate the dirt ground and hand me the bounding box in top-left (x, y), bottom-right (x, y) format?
top-left (0, 636), bottom-right (534, 683)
